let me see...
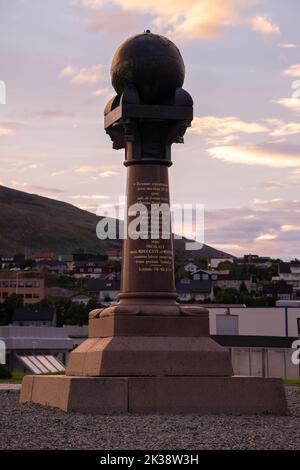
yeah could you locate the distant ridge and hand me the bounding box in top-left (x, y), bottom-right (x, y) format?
top-left (0, 185), bottom-right (232, 259)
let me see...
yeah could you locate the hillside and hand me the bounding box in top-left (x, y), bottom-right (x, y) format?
top-left (0, 185), bottom-right (231, 259)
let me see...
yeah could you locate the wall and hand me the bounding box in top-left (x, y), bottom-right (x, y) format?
top-left (209, 307), bottom-right (300, 337)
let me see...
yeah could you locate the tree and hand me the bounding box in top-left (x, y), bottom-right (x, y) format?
top-left (217, 261), bottom-right (233, 271)
top-left (239, 281), bottom-right (248, 293)
top-left (86, 298), bottom-right (103, 313)
top-left (64, 303), bottom-right (88, 326)
top-left (2, 294), bottom-right (23, 324)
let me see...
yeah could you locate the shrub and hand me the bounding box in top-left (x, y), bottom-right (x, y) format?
top-left (0, 365), bottom-right (12, 379)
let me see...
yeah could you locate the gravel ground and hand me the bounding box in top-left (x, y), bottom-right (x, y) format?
top-left (0, 386), bottom-right (299, 450)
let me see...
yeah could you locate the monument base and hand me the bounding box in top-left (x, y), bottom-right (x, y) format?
top-left (20, 374), bottom-right (287, 415)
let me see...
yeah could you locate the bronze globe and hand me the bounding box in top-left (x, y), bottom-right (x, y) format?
top-left (111, 31), bottom-right (185, 104)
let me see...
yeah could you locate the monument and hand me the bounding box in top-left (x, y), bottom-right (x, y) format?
top-left (20, 32), bottom-right (287, 414)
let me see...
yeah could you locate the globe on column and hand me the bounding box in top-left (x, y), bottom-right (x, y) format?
top-left (111, 31), bottom-right (185, 104)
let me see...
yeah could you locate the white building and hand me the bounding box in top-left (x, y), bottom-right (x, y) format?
top-left (273, 262), bottom-right (300, 294)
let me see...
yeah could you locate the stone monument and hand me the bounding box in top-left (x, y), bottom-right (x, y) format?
top-left (20, 32), bottom-right (287, 414)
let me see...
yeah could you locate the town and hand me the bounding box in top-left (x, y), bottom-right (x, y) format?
top-left (1, 251), bottom-right (299, 328)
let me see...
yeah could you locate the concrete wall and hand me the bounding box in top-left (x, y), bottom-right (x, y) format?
top-left (209, 307), bottom-right (300, 337)
top-left (231, 347), bottom-right (300, 380)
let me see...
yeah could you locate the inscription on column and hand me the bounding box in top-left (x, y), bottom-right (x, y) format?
top-left (129, 181), bottom-right (173, 273)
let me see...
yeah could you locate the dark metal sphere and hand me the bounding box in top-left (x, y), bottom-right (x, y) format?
top-left (111, 32), bottom-right (185, 104)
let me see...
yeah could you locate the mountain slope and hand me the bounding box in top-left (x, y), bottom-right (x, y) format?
top-left (0, 185), bottom-right (231, 259)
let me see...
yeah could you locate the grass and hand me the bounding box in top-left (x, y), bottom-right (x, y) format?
top-left (0, 371), bottom-right (65, 384)
top-left (0, 372), bottom-right (24, 383)
top-left (283, 379), bottom-right (300, 385)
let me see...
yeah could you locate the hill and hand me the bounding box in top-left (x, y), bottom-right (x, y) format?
top-left (0, 185), bottom-right (231, 259)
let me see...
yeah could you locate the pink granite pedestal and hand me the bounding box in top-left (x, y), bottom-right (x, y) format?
top-left (20, 312), bottom-right (288, 415)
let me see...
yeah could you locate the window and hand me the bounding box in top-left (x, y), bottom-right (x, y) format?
top-left (25, 281), bottom-right (33, 288)
top-left (25, 293), bottom-right (33, 299)
top-left (202, 274), bottom-right (209, 280)
top-left (216, 314), bottom-right (239, 335)
top-left (33, 294), bottom-right (39, 299)
top-left (34, 281), bottom-right (40, 288)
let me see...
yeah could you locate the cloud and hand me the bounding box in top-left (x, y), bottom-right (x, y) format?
top-left (266, 119), bottom-right (300, 136)
top-left (254, 198), bottom-right (300, 210)
top-left (204, 204), bottom-right (300, 258)
top-left (0, 124), bottom-right (16, 137)
top-left (59, 64), bottom-right (106, 86)
top-left (33, 110), bottom-right (76, 119)
top-left (191, 116), bottom-right (269, 143)
top-left (74, 165), bottom-right (102, 173)
top-left (78, 0), bottom-right (256, 40)
top-left (258, 181), bottom-right (285, 190)
top-left (256, 232), bottom-right (278, 241)
top-left (283, 64), bottom-right (300, 78)
top-left (9, 180), bottom-right (64, 195)
top-left (274, 98), bottom-right (300, 113)
top-left (71, 65), bottom-right (105, 86)
top-left (51, 170), bottom-right (65, 177)
top-left (207, 143), bottom-right (300, 168)
top-left (279, 43), bottom-right (299, 49)
top-left (70, 194), bottom-right (109, 200)
top-left (59, 66), bottom-right (77, 78)
top-left (281, 224), bottom-right (300, 232)
top-left (92, 87), bottom-right (110, 98)
top-left (99, 170), bottom-right (120, 177)
top-left (190, 115), bottom-right (300, 144)
top-left (250, 14), bottom-right (280, 36)
top-left (86, 9), bottom-right (138, 33)
top-left (74, 165), bottom-right (119, 176)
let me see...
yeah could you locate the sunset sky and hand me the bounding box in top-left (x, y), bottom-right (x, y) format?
top-left (1, 0), bottom-right (300, 259)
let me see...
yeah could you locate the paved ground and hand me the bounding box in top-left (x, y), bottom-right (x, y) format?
top-left (0, 386), bottom-right (299, 450)
top-left (0, 384), bottom-right (21, 391)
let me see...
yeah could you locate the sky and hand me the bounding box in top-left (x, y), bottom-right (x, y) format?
top-left (0, 0), bottom-right (300, 259)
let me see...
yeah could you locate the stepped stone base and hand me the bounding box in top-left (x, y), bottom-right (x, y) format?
top-left (20, 375), bottom-right (287, 415)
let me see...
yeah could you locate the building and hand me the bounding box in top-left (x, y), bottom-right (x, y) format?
top-left (0, 273), bottom-right (45, 304)
top-left (0, 256), bottom-right (17, 269)
top-left (273, 262), bottom-right (300, 294)
top-left (72, 253), bottom-right (111, 278)
top-left (87, 276), bottom-right (121, 302)
top-left (35, 260), bottom-right (68, 275)
top-left (0, 326), bottom-right (71, 373)
top-left (192, 268), bottom-right (218, 281)
top-left (209, 256), bottom-right (234, 269)
top-left (45, 286), bottom-right (76, 299)
top-left (207, 305), bottom-right (300, 380)
top-left (262, 283), bottom-right (293, 301)
top-left (33, 251), bottom-right (54, 262)
top-left (106, 250), bottom-right (122, 261)
top-left (176, 278), bottom-right (214, 302)
top-left (11, 307), bottom-right (57, 327)
top-left (73, 261), bottom-right (112, 278)
top-left (70, 293), bottom-right (92, 306)
top-left (183, 262), bottom-right (201, 274)
top-left (215, 274), bottom-right (254, 292)
top-left (242, 254), bottom-right (272, 268)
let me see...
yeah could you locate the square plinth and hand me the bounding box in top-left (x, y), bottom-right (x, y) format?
top-left (20, 375), bottom-right (287, 415)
